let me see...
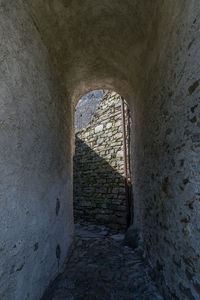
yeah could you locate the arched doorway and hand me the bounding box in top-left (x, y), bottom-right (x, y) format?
top-left (73, 90), bottom-right (132, 231)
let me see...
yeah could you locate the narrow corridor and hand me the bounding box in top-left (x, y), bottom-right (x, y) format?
top-left (42, 223), bottom-right (163, 300)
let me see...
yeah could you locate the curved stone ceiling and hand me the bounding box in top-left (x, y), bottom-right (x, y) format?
top-left (25, 0), bottom-right (163, 103)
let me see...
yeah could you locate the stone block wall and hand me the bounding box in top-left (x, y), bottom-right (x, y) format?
top-left (73, 91), bottom-right (130, 229)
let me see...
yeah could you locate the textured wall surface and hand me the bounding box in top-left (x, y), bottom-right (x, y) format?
top-left (0, 2), bottom-right (74, 300)
top-left (131, 4), bottom-right (200, 298)
top-left (1, 0), bottom-right (200, 299)
top-left (74, 92), bottom-right (129, 229)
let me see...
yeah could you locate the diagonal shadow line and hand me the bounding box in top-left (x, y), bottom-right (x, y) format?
top-left (73, 136), bottom-right (128, 229)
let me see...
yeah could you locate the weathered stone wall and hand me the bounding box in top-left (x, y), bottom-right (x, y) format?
top-left (131, 3), bottom-right (200, 299)
top-left (74, 92), bottom-right (130, 229)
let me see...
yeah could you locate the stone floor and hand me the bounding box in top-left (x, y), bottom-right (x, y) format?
top-left (41, 222), bottom-right (163, 300)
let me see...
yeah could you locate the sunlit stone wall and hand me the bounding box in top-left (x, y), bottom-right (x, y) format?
top-left (74, 92), bottom-right (130, 229)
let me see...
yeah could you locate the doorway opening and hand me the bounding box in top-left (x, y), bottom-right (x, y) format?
top-left (73, 90), bottom-right (132, 231)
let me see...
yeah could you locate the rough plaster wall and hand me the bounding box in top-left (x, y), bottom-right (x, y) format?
top-left (0, 1), bottom-right (73, 299)
top-left (1, 0), bottom-right (200, 299)
top-left (26, 0), bottom-right (158, 102)
top-left (131, 2), bottom-right (200, 299)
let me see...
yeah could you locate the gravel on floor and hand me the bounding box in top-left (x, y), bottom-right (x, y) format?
top-left (41, 222), bottom-right (163, 300)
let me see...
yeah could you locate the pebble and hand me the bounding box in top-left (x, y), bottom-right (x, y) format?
top-left (110, 233), bottom-right (125, 241)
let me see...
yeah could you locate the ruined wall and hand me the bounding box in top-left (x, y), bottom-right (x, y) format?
top-left (0, 2), bottom-right (73, 300)
top-left (74, 92), bottom-right (130, 229)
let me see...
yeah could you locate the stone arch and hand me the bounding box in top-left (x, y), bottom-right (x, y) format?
top-left (71, 77), bottom-right (134, 109)
top-left (26, 0), bottom-right (160, 107)
top-left (73, 89), bottom-right (132, 229)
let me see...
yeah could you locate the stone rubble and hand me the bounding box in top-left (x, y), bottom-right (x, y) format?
top-left (41, 222), bottom-right (163, 300)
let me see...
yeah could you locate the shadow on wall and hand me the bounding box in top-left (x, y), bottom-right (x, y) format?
top-left (73, 136), bottom-right (129, 230)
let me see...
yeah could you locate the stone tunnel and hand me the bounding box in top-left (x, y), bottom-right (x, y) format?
top-left (0, 0), bottom-right (200, 299)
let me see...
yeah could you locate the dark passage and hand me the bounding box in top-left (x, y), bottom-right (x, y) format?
top-left (41, 223), bottom-right (163, 300)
